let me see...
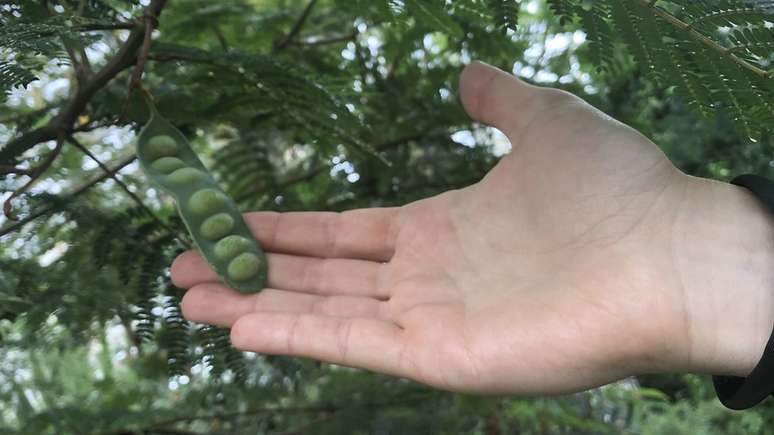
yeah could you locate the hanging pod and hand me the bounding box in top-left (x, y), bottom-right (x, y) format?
top-left (136, 97), bottom-right (267, 293)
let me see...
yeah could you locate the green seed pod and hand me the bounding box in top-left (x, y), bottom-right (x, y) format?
top-left (188, 189), bottom-right (228, 215)
top-left (228, 252), bottom-right (261, 281)
top-left (146, 135), bottom-right (178, 160)
top-left (214, 235), bottom-right (253, 260)
top-left (137, 98), bottom-right (266, 294)
top-left (151, 157), bottom-right (186, 174)
top-left (200, 213), bottom-right (234, 240)
top-left (166, 167), bottom-right (206, 185)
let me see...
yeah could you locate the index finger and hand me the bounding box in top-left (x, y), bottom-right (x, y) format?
top-left (243, 208), bottom-right (400, 262)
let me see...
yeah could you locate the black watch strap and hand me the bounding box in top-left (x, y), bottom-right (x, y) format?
top-left (712, 174), bottom-right (774, 410)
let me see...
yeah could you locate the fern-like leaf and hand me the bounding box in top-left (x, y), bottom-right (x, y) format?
top-left (576, 1), bottom-right (615, 72)
top-left (485, 0), bottom-right (521, 34)
top-left (0, 61), bottom-right (37, 101)
top-left (547, 0), bottom-right (579, 25)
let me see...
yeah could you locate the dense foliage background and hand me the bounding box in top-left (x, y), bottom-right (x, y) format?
top-left (1, 0), bottom-right (773, 433)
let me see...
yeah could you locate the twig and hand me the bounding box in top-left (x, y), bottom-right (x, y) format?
top-left (1, 0), bottom-right (169, 165)
top-left (129, 2), bottom-right (166, 91)
top-left (67, 136), bottom-right (189, 247)
top-left (636, 0), bottom-right (770, 79)
top-left (74, 22), bottom-right (136, 31)
top-left (0, 165), bottom-right (32, 176)
top-left (3, 135), bottom-right (65, 220)
top-left (0, 154), bottom-right (136, 237)
top-left (212, 25), bottom-right (229, 52)
top-left (273, 0), bottom-right (319, 52)
top-left (64, 43), bottom-right (87, 85)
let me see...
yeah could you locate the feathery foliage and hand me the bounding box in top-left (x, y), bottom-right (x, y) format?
top-left (0, 0), bottom-right (772, 432)
top-left (545, 0), bottom-right (774, 138)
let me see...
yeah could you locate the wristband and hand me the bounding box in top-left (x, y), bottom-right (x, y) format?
top-left (712, 174), bottom-right (774, 410)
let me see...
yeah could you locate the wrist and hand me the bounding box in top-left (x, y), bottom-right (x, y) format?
top-left (671, 174), bottom-right (774, 377)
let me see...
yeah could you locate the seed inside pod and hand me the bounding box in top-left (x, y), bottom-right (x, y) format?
top-left (188, 189), bottom-right (228, 215)
top-left (151, 157), bottom-right (186, 174)
top-left (146, 135), bottom-right (178, 160)
top-left (214, 235), bottom-right (253, 260)
top-left (200, 213), bottom-right (234, 240)
top-left (228, 252), bottom-right (261, 281)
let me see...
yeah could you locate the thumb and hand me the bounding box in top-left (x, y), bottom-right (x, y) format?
top-left (459, 61), bottom-right (552, 137)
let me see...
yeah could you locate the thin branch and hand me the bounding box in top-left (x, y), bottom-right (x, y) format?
top-left (67, 136), bottom-right (189, 247)
top-left (64, 42), bottom-right (88, 84)
top-left (636, 0), bottom-right (770, 79)
top-left (212, 25), bottom-right (230, 52)
top-left (0, 154), bottom-right (136, 237)
top-left (1, 0), bottom-right (169, 164)
top-left (78, 45), bottom-right (93, 74)
top-left (273, 0), bottom-right (319, 53)
top-left (130, 1), bottom-right (167, 91)
top-left (0, 165), bottom-right (32, 176)
top-left (74, 22), bottom-right (136, 31)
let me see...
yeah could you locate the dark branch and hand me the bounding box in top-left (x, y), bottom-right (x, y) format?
top-left (0, 154), bottom-right (137, 237)
top-left (74, 22), bottom-right (136, 31)
top-left (130, 1), bottom-right (167, 91)
top-left (0, 165), bottom-right (32, 176)
top-left (212, 25), bottom-right (230, 52)
top-left (273, 0), bottom-right (319, 53)
top-left (1, 0), bottom-right (169, 165)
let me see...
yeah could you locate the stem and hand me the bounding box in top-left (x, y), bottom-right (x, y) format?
top-left (130, 2), bottom-right (167, 91)
top-left (212, 25), bottom-right (230, 52)
top-left (273, 0), bottom-right (319, 52)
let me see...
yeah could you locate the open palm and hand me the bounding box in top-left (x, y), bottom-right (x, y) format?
top-left (172, 61), bottom-right (699, 395)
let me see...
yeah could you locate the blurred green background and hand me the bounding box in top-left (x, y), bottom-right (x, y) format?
top-left (1, 1), bottom-right (772, 433)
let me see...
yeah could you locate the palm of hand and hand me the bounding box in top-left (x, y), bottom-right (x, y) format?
top-left (173, 62), bottom-right (692, 395)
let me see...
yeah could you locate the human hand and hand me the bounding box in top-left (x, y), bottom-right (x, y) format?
top-left (172, 61), bottom-right (774, 395)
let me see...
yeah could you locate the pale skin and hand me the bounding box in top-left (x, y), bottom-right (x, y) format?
top-left (171, 61), bottom-right (774, 396)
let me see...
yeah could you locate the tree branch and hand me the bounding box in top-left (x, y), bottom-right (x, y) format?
top-left (0, 0), bottom-right (169, 165)
top-left (0, 154), bottom-right (136, 237)
top-left (273, 0), bottom-right (319, 53)
top-left (130, 1), bottom-right (167, 91)
top-left (212, 25), bottom-right (230, 52)
top-left (74, 22), bottom-right (136, 31)
top-left (0, 165), bottom-right (32, 176)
